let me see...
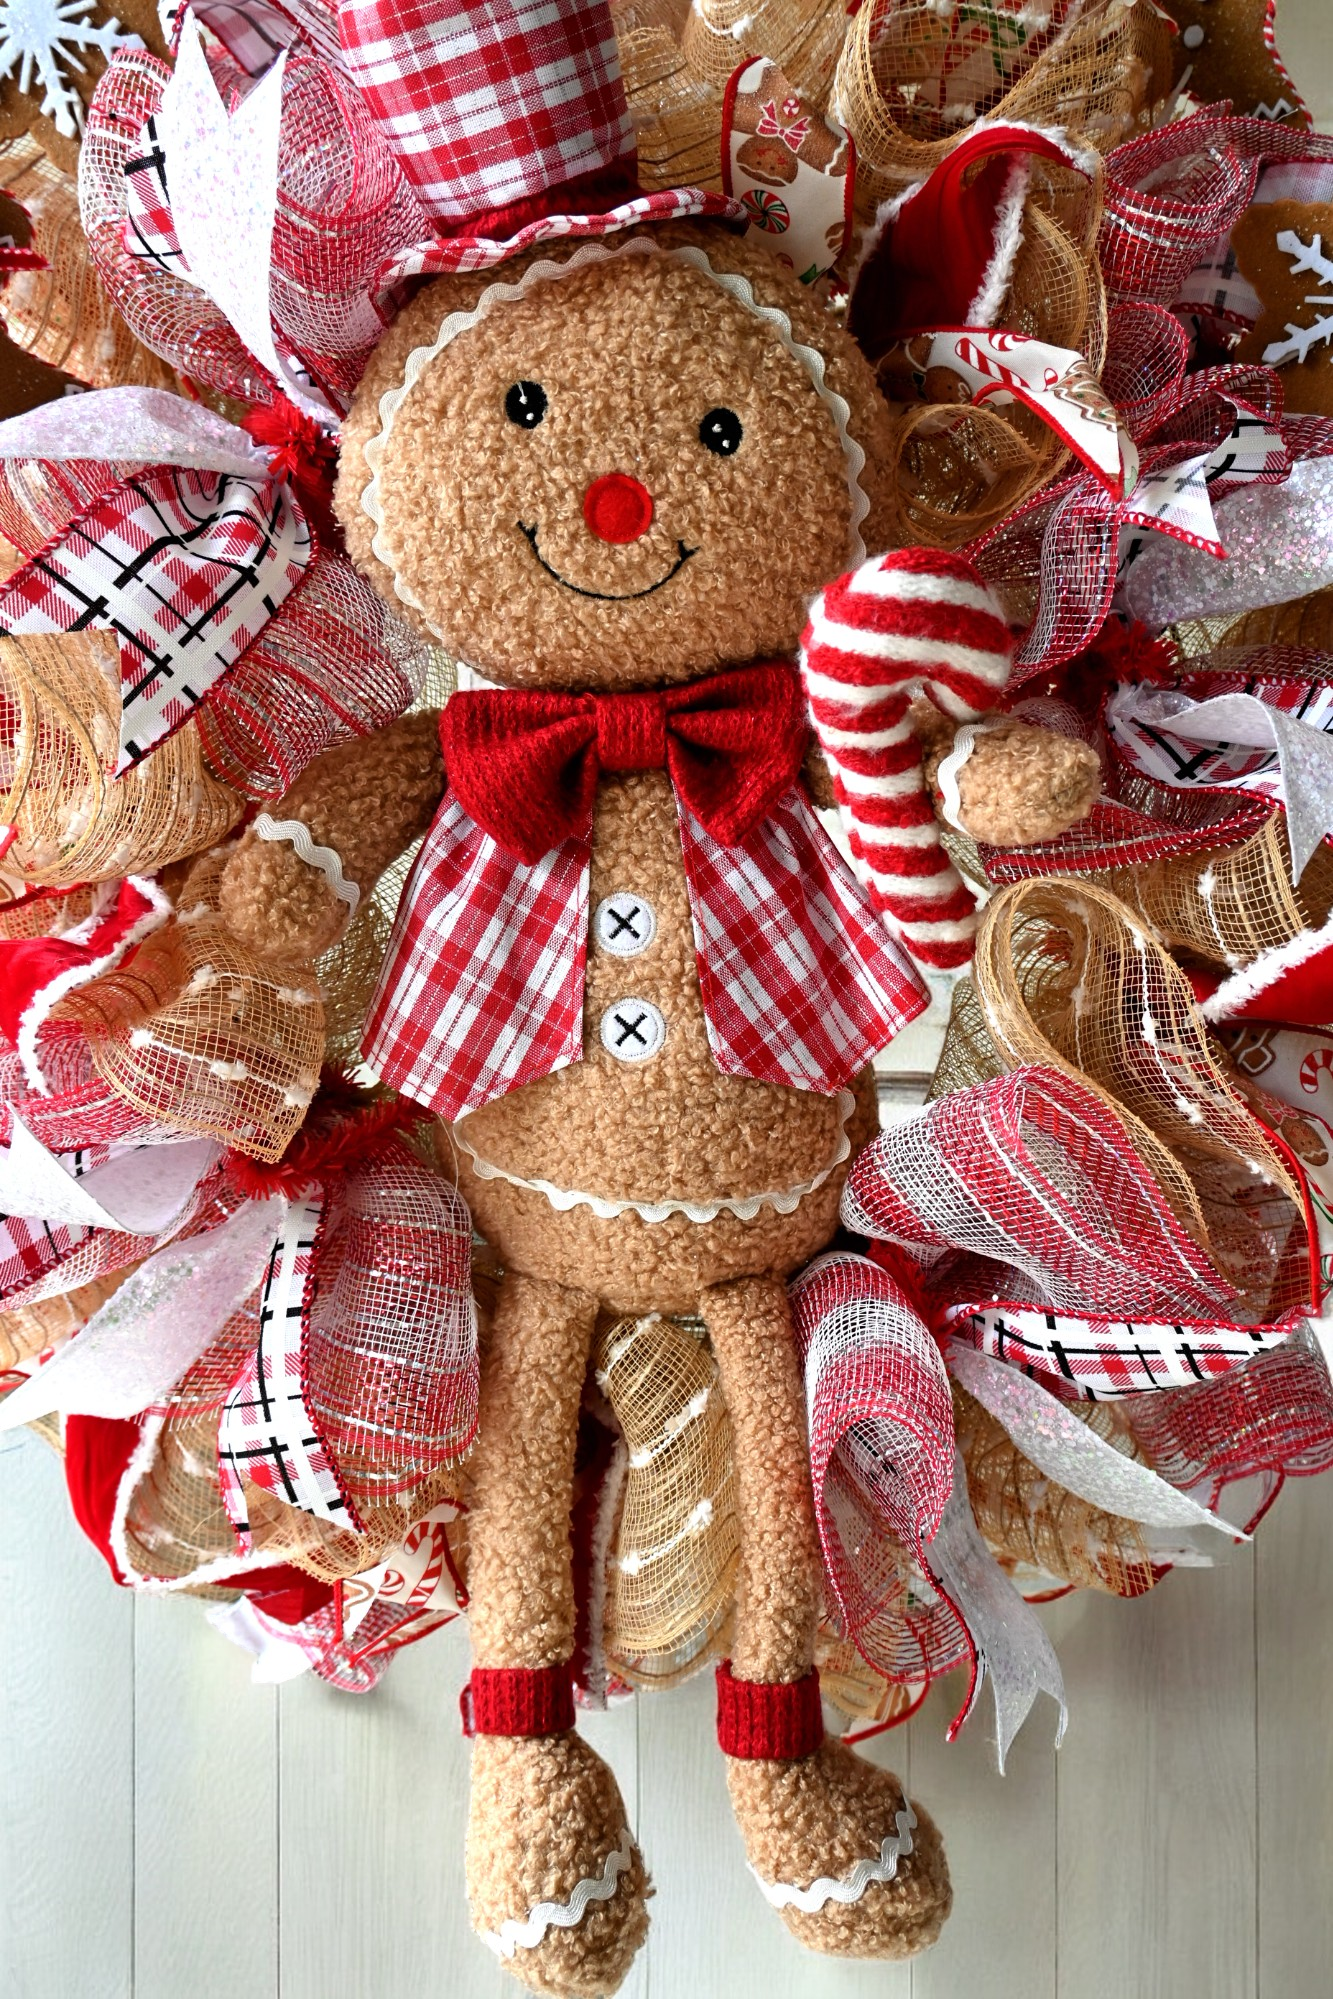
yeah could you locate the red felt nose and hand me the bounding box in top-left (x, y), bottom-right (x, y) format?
top-left (583, 472), bottom-right (654, 544)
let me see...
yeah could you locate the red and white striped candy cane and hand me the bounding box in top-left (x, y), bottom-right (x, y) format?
top-left (800, 546), bottom-right (1016, 969)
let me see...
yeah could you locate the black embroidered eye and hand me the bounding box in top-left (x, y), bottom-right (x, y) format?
top-left (699, 407), bottom-right (743, 456)
top-left (505, 381), bottom-right (547, 427)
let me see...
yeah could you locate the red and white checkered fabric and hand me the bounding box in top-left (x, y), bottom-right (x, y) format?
top-left (800, 547), bottom-right (1014, 970)
top-left (337, 0), bottom-right (634, 222)
top-left (677, 790), bottom-right (926, 1093)
top-left (366, 787), bottom-right (926, 1121)
top-left (378, 185), bottom-right (741, 282)
top-left (365, 798), bottom-right (588, 1119)
top-left (218, 1193), bottom-right (359, 1548)
top-left (0, 467), bottom-right (312, 770)
top-left (122, 117), bottom-right (189, 278)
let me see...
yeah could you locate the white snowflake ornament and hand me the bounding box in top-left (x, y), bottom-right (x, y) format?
top-left (1262, 228), bottom-right (1333, 369)
top-left (0, 0), bottom-right (131, 138)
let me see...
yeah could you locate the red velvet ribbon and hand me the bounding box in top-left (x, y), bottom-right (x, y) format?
top-left (440, 661), bottom-right (807, 863)
top-left (715, 1660), bottom-right (824, 1760)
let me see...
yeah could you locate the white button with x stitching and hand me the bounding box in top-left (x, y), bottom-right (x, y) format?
top-left (593, 892), bottom-right (657, 957)
top-left (599, 998), bottom-right (666, 1063)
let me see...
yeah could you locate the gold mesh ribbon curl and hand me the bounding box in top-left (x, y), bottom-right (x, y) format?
top-left (0, 632), bottom-right (243, 894)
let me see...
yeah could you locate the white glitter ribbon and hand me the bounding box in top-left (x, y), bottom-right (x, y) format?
top-left (947, 1343), bottom-right (1236, 1536)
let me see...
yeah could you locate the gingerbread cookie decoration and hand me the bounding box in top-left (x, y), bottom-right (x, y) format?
top-left (1159, 0), bottom-right (1309, 125)
top-left (722, 55), bottom-right (853, 283)
top-left (1233, 198), bottom-right (1333, 415)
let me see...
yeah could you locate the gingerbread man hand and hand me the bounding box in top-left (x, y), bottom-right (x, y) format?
top-left (217, 709), bottom-right (445, 959)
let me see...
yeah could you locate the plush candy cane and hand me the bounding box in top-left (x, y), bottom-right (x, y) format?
top-left (800, 547), bottom-right (1016, 969)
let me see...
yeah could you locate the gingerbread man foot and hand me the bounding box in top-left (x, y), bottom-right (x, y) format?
top-left (726, 1735), bottom-right (951, 1960)
top-left (467, 1730), bottom-right (650, 1997)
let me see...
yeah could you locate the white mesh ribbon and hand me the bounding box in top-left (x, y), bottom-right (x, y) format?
top-left (0, 386), bottom-right (272, 476)
top-left (927, 1451), bottom-right (1067, 1771)
top-left (946, 1343), bottom-right (1235, 1537)
top-left (0, 1195), bottom-right (281, 1427)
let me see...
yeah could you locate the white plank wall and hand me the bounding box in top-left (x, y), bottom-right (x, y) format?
top-left (5, 11), bottom-right (1333, 1995)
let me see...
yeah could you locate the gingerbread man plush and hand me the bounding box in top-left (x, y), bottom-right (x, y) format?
top-left (214, 3), bottom-right (1097, 1988)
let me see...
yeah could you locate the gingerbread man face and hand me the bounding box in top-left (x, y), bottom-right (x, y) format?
top-left (338, 223), bottom-right (891, 690)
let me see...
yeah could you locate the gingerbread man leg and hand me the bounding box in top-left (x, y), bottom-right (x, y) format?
top-left (465, 1271), bottom-right (649, 1996)
top-left (703, 1274), bottom-right (951, 1959)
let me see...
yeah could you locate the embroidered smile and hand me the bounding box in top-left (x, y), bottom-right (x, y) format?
top-left (518, 522), bottom-right (697, 600)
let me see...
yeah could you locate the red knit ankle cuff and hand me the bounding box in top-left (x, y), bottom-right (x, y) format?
top-left (715, 1660), bottom-right (823, 1760)
top-left (466, 1662), bottom-right (575, 1737)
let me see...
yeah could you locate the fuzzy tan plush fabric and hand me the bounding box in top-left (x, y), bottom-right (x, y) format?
top-left (304, 212), bottom-right (956, 1981)
top-left (336, 222), bottom-right (896, 690)
top-left (219, 710), bottom-right (444, 957)
top-left (467, 1271), bottom-right (596, 1668)
top-left (467, 1731), bottom-right (650, 1996)
top-left (703, 1275), bottom-right (822, 1681)
top-left (912, 698), bottom-right (1102, 849)
top-left (453, 769), bottom-right (880, 1311)
top-left (726, 1742), bottom-right (952, 1958)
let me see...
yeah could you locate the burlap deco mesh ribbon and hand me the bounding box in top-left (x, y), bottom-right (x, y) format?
top-left (120, 1296), bottom-right (264, 1586)
top-left (0, 1269), bottom-right (130, 1372)
top-left (0, 458), bottom-right (129, 565)
top-left (243, 1467), bottom-right (468, 1587)
top-left (595, 1310), bottom-right (740, 1686)
top-left (813, 1629), bottom-right (928, 1732)
top-left (58, 847), bottom-right (325, 1162)
top-left (0, 633), bottom-right (244, 894)
top-left (954, 876), bottom-right (1306, 1311)
top-left (0, 884), bottom-right (99, 936)
top-left (615, 0), bottom-right (850, 195)
top-left (834, 0), bottom-right (1165, 198)
top-left (0, 133), bottom-right (179, 392)
top-left (1216, 588), bottom-right (1333, 651)
top-left (954, 1382), bottom-right (1159, 1597)
top-left (1098, 810), bottom-right (1333, 972)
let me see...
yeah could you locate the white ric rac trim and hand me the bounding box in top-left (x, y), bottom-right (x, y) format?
top-left (454, 1087), bottom-right (856, 1224)
top-left (482, 1827), bottom-right (636, 1960)
top-left (934, 719), bottom-right (1005, 834)
top-left (751, 1806), bottom-right (917, 1913)
top-left (252, 814), bottom-right (361, 915)
top-left (359, 235), bottom-right (871, 637)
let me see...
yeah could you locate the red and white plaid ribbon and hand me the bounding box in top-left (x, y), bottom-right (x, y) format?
top-left (218, 1191), bottom-right (359, 1547)
top-left (0, 466), bottom-right (311, 770)
top-left (365, 787), bottom-right (925, 1121)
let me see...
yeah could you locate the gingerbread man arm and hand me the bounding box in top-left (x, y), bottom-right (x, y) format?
top-left (909, 698), bottom-right (1101, 848)
top-left (217, 710), bottom-right (446, 958)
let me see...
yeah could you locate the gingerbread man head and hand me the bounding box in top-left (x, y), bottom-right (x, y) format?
top-left (337, 222), bottom-right (892, 691)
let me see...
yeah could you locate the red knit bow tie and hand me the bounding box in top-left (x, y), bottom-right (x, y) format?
top-left (440, 662), bottom-right (808, 863)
